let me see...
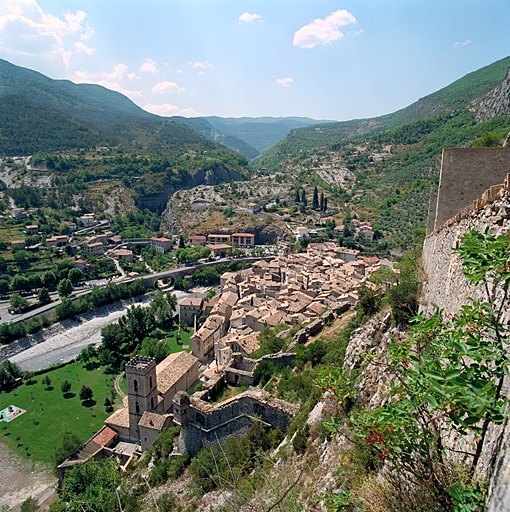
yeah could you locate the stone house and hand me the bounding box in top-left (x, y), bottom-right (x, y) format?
top-left (85, 241), bottom-right (104, 255)
top-left (178, 296), bottom-right (204, 326)
top-left (231, 232), bottom-right (255, 248)
top-left (46, 235), bottom-right (69, 248)
top-left (207, 233), bottom-right (231, 245)
top-left (150, 237), bottom-right (173, 254)
top-left (112, 248), bottom-right (133, 263)
top-left (188, 235), bottom-right (207, 246)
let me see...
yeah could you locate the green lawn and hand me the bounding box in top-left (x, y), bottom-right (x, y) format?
top-left (0, 360), bottom-right (118, 465)
top-left (164, 326), bottom-right (192, 352)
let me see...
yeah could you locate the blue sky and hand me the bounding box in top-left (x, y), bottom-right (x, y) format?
top-left (0, 0), bottom-right (509, 121)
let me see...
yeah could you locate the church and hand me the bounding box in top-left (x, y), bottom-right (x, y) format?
top-left (105, 351), bottom-right (199, 451)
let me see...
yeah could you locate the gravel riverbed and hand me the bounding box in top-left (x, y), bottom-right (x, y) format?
top-left (1, 296), bottom-right (150, 372)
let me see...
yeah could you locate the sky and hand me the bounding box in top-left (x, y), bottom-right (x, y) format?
top-left (0, 0), bottom-right (509, 121)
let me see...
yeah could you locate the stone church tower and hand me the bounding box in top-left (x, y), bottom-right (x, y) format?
top-left (125, 356), bottom-right (158, 438)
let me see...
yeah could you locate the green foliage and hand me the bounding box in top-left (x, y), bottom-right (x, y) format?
top-left (472, 131), bottom-right (503, 147)
top-left (37, 286), bottom-right (51, 305)
top-left (56, 458), bottom-right (121, 511)
top-left (53, 432), bottom-right (82, 468)
top-left (55, 297), bottom-right (76, 320)
top-left (318, 230), bottom-right (509, 509)
top-left (384, 244), bottom-right (421, 325)
top-left (60, 380), bottom-right (71, 394)
top-left (189, 422), bottom-right (282, 495)
top-left (253, 359), bottom-right (275, 386)
top-left (0, 360), bottom-right (22, 392)
top-left (354, 284), bottom-right (381, 322)
top-left (139, 337), bottom-right (170, 363)
top-left (9, 292), bottom-right (28, 313)
top-left (79, 385), bottom-right (93, 402)
top-left (193, 266), bottom-right (220, 286)
top-left (251, 326), bottom-right (286, 358)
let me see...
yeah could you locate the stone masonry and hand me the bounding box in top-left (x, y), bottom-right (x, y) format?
top-left (172, 388), bottom-right (299, 455)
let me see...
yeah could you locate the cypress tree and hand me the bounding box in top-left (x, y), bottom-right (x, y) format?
top-left (312, 186), bottom-right (319, 209)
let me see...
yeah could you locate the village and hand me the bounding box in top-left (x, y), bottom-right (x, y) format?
top-left (55, 240), bottom-right (394, 486)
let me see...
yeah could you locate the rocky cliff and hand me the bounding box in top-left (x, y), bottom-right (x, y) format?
top-left (422, 173), bottom-right (510, 512)
top-left (472, 69), bottom-right (510, 123)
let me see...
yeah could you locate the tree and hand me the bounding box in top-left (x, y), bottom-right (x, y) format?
top-left (42, 270), bottom-right (57, 289)
top-left (0, 278), bottom-right (9, 296)
top-left (139, 337), bottom-right (170, 364)
top-left (9, 293), bottom-right (28, 313)
top-left (55, 298), bottom-right (76, 320)
top-left (79, 344), bottom-right (97, 365)
top-left (312, 186), bottom-right (319, 210)
top-left (150, 291), bottom-right (175, 328)
top-left (60, 379), bottom-right (71, 395)
top-left (79, 385), bottom-right (93, 402)
top-left (57, 278), bottom-right (73, 297)
top-left (301, 189), bottom-right (307, 206)
top-left (68, 267), bottom-right (84, 284)
top-left (58, 458), bottom-right (121, 511)
top-left (472, 131), bottom-right (502, 147)
top-left (38, 286), bottom-right (51, 305)
top-left (10, 274), bottom-right (29, 291)
top-left (42, 375), bottom-right (51, 389)
top-left (53, 432), bottom-right (82, 468)
top-left (0, 360), bottom-right (22, 392)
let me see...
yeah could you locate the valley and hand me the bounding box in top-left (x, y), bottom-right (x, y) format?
top-left (0, 53), bottom-right (509, 512)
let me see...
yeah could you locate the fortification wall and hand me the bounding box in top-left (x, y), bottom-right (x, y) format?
top-left (422, 173), bottom-right (510, 512)
top-left (173, 389), bottom-right (298, 455)
top-left (422, 173), bottom-right (510, 315)
top-left (429, 148), bottom-right (510, 232)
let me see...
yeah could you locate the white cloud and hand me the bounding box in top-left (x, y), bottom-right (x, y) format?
top-left (276, 77), bottom-right (293, 87)
top-left (140, 58), bottom-right (158, 73)
top-left (98, 81), bottom-right (142, 99)
top-left (454, 39), bottom-right (471, 48)
top-left (293, 9), bottom-right (357, 49)
top-left (191, 61), bottom-right (213, 69)
top-left (152, 81), bottom-right (185, 94)
top-left (73, 64), bottom-right (142, 100)
top-left (74, 41), bottom-right (94, 55)
top-left (74, 64), bottom-right (140, 84)
top-left (0, 0), bottom-right (94, 67)
top-left (238, 12), bottom-right (261, 23)
top-left (190, 61), bottom-right (213, 75)
top-left (143, 103), bottom-right (200, 117)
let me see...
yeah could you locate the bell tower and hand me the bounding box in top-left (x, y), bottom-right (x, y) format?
top-left (125, 356), bottom-right (158, 439)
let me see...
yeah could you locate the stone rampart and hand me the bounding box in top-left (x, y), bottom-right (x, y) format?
top-left (429, 148), bottom-right (510, 233)
top-left (422, 172), bottom-right (510, 512)
top-left (173, 389), bottom-right (298, 455)
top-left (422, 173), bottom-right (510, 315)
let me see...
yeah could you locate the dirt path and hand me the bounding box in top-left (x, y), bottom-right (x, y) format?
top-left (0, 442), bottom-right (56, 511)
top-left (306, 309), bottom-right (356, 345)
top-left (115, 372), bottom-right (126, 400)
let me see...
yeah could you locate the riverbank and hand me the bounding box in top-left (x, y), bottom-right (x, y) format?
top-left (0, 296), bottom-right (150, 371)
top-left (0, 443), bottom-right (56, 511)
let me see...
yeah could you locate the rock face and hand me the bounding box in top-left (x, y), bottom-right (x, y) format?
top-left (343, 311), bottom-right (403, 409)
top-left (472, 69), bottom-right (510, 123)
top-left (422, 176), bottom-right (510, 512)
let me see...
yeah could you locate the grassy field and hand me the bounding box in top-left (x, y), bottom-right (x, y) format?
top-left (0, 360), bottom-right (118, 465)
top-left (165, 327), bottom-right (192, 352)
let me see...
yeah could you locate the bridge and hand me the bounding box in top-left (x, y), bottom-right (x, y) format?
top-left (5, 256), bottom-right (275, 326)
